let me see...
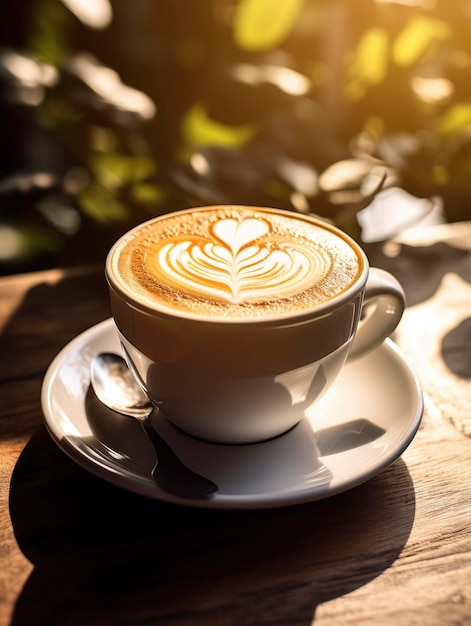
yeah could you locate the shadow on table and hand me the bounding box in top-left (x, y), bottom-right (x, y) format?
top-left (9, 425), bottom-right (416, 626)
top-left (441, 317), bottom-right (471, 380)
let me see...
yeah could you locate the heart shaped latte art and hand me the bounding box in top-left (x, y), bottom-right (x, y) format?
top-left (150, 217), bottom-right (331, 303)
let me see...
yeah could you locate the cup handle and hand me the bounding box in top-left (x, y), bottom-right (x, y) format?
top-left (348, 268), bottom-right (405, 360)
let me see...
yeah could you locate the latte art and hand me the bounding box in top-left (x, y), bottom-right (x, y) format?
top-left (150, 217), bottom-right (329, 303)
top-left (110, 206), bottom-right (363, 319)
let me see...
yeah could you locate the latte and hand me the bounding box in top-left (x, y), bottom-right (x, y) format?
top-left (108, 206), bottom-right (363, 319)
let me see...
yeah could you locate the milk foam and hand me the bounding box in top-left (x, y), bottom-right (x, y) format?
top-left (111, 207), bottom-right (363, 319)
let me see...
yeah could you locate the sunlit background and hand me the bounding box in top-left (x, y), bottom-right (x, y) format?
top-left (1, 0), bottom-right (471, 274)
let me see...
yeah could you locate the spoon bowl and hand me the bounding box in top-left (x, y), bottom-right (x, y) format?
top-left (90, 352), bottom-right (218, 499)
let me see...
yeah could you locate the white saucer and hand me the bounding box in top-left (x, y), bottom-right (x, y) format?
top-left (41, 319), bottom-right (423, 509)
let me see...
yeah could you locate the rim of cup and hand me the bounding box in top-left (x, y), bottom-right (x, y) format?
top-left (105, 206), bottom-right (369, 327)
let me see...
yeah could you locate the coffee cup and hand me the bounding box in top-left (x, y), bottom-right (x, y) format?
top-left (105, 205), bottom-right (405, 444)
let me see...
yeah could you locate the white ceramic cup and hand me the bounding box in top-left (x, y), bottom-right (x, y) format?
top-left (106, 206), bottom-right (405, 444)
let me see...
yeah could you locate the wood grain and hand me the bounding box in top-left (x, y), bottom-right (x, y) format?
top-left (0, 237), bottom-right (470, 626)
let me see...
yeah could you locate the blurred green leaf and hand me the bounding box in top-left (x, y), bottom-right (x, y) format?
top-left (182, 103), bottom-right (255, 151)
top-left (131, 183), bottom-right (164, 205)
top-left (263, 179), bottom-right (293, 201)
top-left (347, 27), bottom-right (389, 99)
top-left (437, 102), bottom-right (471, 136)
top-left (393, 17), bottom-right (452, 67)
top-left (234, 0), bottom-right (304, 51)
top-left (29, 0), bottom-right (71, 65)
top-left (78, 182), bottom-right (129, 222)
top-left (91, 153), bottom-right (157, 189)
top-left (0, 222), bottom-right (63, 262)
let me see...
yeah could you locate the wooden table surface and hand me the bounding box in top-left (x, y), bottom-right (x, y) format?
top-left (0, 223), bottom-right (470, 626)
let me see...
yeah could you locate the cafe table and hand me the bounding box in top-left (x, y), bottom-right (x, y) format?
top-left (0, 220), bottom-right (470, 626)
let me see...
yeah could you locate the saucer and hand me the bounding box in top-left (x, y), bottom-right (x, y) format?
top-left (41, 319), bottom-right (423, 509)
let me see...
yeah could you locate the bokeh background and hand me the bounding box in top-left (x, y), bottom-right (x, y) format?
top-left (1, 0), bottom-right (471, 275)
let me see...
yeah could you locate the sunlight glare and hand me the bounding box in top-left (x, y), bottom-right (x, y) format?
top-left (190, 152), bottom-right (211, 176)
top-left (0, 227), bottom-right (24, 260)
top-left (411, 76), bottom-right (454, 104)
top-left (1, 50), bottom-right (58, 87)
top-left (279, 159), bottom-right (318, 195)
top-left (233, 63), bottom-right (310, 95)
top-left (70, 55), bottom-right (156, 119)
top-left (61, 0), bottom-right (112, 29)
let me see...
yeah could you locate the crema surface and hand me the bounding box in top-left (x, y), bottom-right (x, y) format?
top-left (109, 206), bottom-right (363, 319)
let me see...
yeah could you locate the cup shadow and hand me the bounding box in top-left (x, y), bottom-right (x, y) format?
top-left (9, 425), bottom-right (415, 626)
top-left (82, 382), bottom-right (386, 500)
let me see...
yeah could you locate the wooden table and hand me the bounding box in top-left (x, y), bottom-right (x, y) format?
top-left (1, 223), bottom-right (470, 626)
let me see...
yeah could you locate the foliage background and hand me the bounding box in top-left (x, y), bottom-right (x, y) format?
top-left (1, 0), bottom-right (471, 275)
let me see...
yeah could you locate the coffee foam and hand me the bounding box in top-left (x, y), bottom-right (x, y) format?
top-left (110, 207), bottom-right (363, 319)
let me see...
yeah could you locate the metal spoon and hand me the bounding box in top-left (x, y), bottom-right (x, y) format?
top-left (90, 352), bottom-right (218, 499)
